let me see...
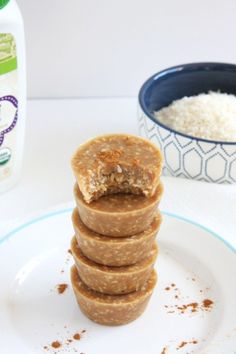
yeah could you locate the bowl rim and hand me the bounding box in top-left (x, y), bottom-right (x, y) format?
top-left (138, 62), bottom-right (236, 146)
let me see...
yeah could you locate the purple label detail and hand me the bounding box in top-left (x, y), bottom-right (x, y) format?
top-left (0, 95), bottom-right (18, 146)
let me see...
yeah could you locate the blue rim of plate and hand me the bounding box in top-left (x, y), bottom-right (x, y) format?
top-left (0, 208), bottom-right (235, 255)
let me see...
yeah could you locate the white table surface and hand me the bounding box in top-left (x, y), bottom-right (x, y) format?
top-left (0, 98), bottom-right (236, 249)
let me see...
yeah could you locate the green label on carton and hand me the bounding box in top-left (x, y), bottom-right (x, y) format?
top-left (0, 34), bottom-right (17, 75)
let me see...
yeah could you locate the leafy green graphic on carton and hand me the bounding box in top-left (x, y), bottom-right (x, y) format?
top-left (0, 34), bottom-right (17, 74)
top-left (0, 34), bottom-right (16, 61)
top-left (0, 0), bottom-right (10, 10)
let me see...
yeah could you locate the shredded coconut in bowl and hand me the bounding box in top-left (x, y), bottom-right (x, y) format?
top-left (154, 91), bottom-right (236, 142)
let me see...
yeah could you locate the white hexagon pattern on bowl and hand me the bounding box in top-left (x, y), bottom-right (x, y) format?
top-left (138, 105), bottom-right (236, 184)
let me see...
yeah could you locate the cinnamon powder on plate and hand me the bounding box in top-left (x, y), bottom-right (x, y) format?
top-left (177, 339), bottom-right (198, 350)
top-left (165, 298), bottom-right (214, 314)
top-left (51, 340), bottom-right (61, 349)
top-left (73, 333), bottom-right (81, 340)
top-left (57, 283), bottom-right (68, 294)
top-left (43, 330), bottom-right (86, 352)
top-left (202, 298), bottom-right (214, 309)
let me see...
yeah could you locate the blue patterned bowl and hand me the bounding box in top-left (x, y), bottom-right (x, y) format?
top-left (138, 62), bottom-right (236, 183)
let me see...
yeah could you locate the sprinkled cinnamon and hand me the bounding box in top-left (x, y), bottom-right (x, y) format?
top-left (171, 298), bottom-right (214, 314)
top-left (98, 149), bottom-right (123, 163)
top-left (171, 283), bottom-right (175, 287)
top-left (177, 302), bottom-right (198, 313)
top-left (57, 283), bottom-right (68, 294)
top-left (177, 339), bottom-right (198, 350)
top-left (161, 346), bottom-right (167, 354)
top-left (202, 298), bottom-right (214, 309)
top-left (51, 341), bottom-right (61, 349)
top-left (177, 341), bottom-right (187, 349)
top-left (68, 249), bottom-right (72, 254)
top-left (73, 333), bottom-right (81, 340)
top-left (165, 287), bottom-right (170, 291)
top-left (189, 302), bottom-right (198, 312)
top-left (44, 329), bottom-right (86, 352)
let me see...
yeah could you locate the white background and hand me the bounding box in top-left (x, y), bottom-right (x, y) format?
top-left (0, 7), bottom-right (236, 351)
top-left (17, 0), bottom-right (236, 98)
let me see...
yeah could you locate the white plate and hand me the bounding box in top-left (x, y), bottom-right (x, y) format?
top-left (0, 206), bottom-right (236, 354)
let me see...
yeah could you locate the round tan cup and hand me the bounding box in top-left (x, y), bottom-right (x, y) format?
top-left (71, 265), bottom-right (157, 326)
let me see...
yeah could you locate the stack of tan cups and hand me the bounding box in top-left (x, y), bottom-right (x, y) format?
top-left (70, 134), bottom-right (163, 325)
